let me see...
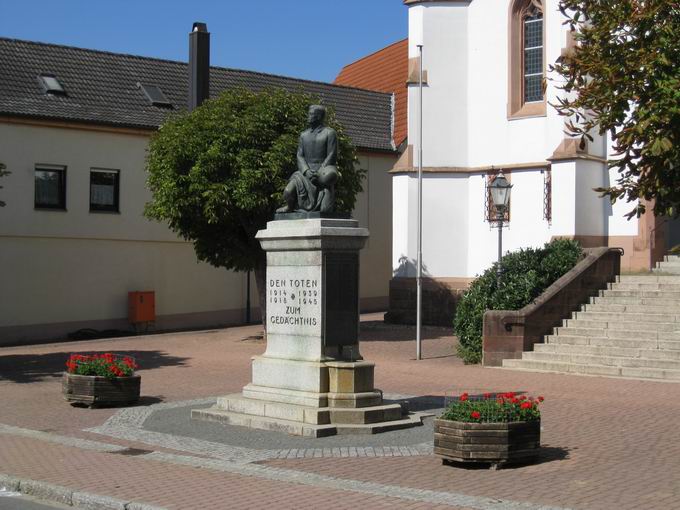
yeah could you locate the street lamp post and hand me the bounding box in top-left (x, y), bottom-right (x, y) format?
top-left (416, 43), bottom-right (424, 361)
top-left (489, 171), bottom-right (512, 282)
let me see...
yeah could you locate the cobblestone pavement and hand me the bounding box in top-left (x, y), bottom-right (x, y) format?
top-left (1, 314), bottom-right (679, 509)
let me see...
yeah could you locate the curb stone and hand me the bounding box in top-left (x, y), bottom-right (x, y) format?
top-left (72, 492), bottom-right (127, 510)
top-left (0, 474), bottom-right (21, 492)
top-left (20, 480), bottom-right (73, 506)
top-left (0, 473), bottom-right (167, 510)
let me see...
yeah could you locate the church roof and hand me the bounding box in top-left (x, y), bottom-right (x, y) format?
top-left (335, 39), bottom-right (408, 148)
top-left (0, 37), bottom-right (396, 153)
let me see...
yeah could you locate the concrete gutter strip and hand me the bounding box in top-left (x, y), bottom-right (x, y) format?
top-left (0, 473), bottom-right (167, 510)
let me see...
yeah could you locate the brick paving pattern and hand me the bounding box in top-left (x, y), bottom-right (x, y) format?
top-left (1, 314), bottom-right (679, 509)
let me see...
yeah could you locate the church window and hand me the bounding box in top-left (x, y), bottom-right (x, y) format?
top-left (508, 0), bottom-right (546, 118)
top-left (523, 9), bottom-right (544, 103)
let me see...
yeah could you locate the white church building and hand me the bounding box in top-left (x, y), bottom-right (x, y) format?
top-left (336, 0), bottom-right (673, 323)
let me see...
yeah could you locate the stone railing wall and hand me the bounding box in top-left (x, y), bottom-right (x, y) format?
top-left (482, 247), bottom-right (623, 366)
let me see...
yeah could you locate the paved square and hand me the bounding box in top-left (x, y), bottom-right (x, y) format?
top-left (1, 315), bottom-right (679, 509)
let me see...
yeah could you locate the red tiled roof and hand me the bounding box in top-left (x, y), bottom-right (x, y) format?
top-left (335, 39), bottom-right (408, 148)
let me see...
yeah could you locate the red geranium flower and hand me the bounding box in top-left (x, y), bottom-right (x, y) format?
top-left (537, 396), bottom-right (545, 402)
top-left (520, 401), bottom-right (532, 409)
top-left (470, 411), bottom-right (481, 420)
top-left (459, 393), bottom-right (469, 402)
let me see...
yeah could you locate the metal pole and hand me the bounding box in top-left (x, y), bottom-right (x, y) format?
top-left (416, 44), bottom-right (424, 361)
top-left (497, 216), bottom-right (503, 282)
top-left (246, 270), bottom-right (251, 324)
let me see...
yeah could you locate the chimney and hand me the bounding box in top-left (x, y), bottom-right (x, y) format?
top-left (188, 22), bottom-right (210, 111)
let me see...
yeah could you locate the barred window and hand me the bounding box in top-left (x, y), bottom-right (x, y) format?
top-left (523, 10), bottom-right (544, 103)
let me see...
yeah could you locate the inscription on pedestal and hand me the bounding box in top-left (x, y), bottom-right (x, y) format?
top-left (267, 266), bottom-right (322, 336)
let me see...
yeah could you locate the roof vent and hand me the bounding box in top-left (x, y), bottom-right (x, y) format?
top-left (38, 74), bottom-right (66, 95)
top-left (137, 83), bottom-right (172, 107)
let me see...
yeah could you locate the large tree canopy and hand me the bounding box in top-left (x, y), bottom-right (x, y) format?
top-left (145, 87), bottom-right (362, 316)
top-left (552, 0), bottom-right (680, 218)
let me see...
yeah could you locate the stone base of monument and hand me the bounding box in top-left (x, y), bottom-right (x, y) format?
top-left (191, 398), bottom-right (423, 437)
top-left (192, 218), bottom-right (425, 437)
top-left (192, 360), bottom-right (426, 437)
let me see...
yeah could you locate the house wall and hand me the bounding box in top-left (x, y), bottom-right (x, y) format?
top-left (354, 151), bottom-right (394, 310)
top-left (0, 122), bottom-right (395, 344)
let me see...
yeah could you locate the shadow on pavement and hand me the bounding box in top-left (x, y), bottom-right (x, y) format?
top-left (0, 350), bottom-right (189, 384)
top-left (359, 320), bottom-right (453, 343)
top-left (385, 395), bottom-right (446, 413)
top-left (440, 446), bottom-right (571, 471)
top-left (534, 445), bottom-right (571, 465)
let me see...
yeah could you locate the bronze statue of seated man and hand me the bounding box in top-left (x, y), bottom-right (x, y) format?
top-left (277, 104), bottom-right (338, 214)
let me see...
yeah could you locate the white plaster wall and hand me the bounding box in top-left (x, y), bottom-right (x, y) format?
top-left (0, 123), bottom-right (248, 334)
top-left (421, 174), bottom-right (469, 277)
top-left (408, 3), bottom-right (469, 167)
top-left (607, 168), bottom-right (639, 236)
top-left (551, 160), bottom-right (577, 237)
top-left (466, 0), bottom-right (566, 167)
top-left (0, 123), bottom-right (174, 241)
top-left (574, 160), bottom-right (608, 236)
top-left (392, 173), bottom-right (469, 278)
top-left (0, 236), bottom-right (243, 327)
top-left (0, 123), bottom-right (395, 338)
top-left (466, 169), bottom-right (553, 277)
top-left (605, 133), bottom-right (639, 236)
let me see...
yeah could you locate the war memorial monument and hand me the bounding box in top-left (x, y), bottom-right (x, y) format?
top-left (193, 106), bottom-right (424, 436)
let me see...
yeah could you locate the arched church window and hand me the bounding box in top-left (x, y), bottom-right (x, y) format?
top-left (523, 6), bottom-right (544, 103)
top-left (508, 0), bottom-right (546, 118)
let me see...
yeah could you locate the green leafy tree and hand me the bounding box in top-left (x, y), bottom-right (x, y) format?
top-left (0, 162), bottom-right (9, 207)
top-left (552, 1), bottom-right (680, 218)
top-left (145, 88), bottom-right (362, 322)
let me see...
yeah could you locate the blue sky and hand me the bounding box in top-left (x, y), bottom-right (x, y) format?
top-left (0, 0), bottom-right (407, 83)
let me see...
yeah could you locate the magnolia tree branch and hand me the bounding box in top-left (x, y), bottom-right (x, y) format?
top-left (551, 0), bottom-right (680, 218)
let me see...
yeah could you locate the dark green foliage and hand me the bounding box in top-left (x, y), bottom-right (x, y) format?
top-left (552, 1), bottom-right (680, 218)
top-left (454, 239), bottom-right (583, 364)
top-left (0, 162), bottom-right (9, 207)
top-left (144, 87), bottom-right (362, 273)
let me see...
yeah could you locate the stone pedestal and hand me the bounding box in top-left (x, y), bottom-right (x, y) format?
top-left (192, 218), bottom-right (424, 436)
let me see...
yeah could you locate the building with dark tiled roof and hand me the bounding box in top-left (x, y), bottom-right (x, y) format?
top-left (0, 35), bottom-right (397, 344)
top-left (334, 38), bottom-right (408, 149)
top-left (0, 37), bottom-right (395, 152)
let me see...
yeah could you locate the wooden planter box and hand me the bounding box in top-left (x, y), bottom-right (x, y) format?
top-left (62, 372), bottom-right (141, 407)
top-left (434, 418), bottom-right (540, 469)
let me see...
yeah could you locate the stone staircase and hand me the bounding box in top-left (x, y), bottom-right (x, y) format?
top-left (502, 255), bottom-right (680, 381)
